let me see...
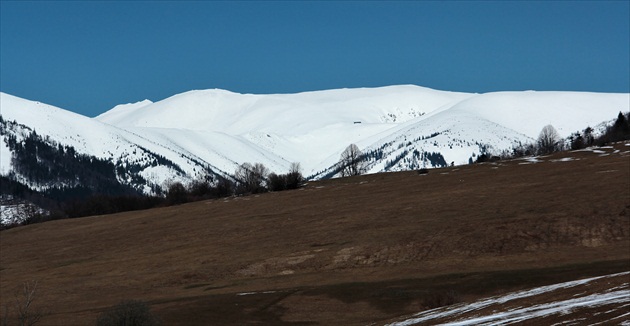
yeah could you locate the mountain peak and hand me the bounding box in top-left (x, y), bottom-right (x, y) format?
top-left (96, 99), bottom-right (153, 122)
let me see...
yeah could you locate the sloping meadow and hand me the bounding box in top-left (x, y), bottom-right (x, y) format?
top-left (1, 142), bottom-right (629, 325)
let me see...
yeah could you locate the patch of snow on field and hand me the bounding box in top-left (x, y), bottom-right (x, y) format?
top-left (550, 157), bottom-right (577, 162)
top-left (445, 290), bottom-right (629, 325)
top-left (518, 157), bottom-right (543, 164)
top-left (237, 290), bottom-right (278, 296)
top-left (389, 272), bottom-right (630, 326)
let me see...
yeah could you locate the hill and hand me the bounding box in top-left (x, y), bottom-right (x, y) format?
top-left (1, 142), bottom-right (628, 325)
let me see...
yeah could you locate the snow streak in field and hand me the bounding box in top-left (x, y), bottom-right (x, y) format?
top-left (389, 272), bottom-right (630, 326)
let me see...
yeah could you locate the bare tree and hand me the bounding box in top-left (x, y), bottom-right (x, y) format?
top-left (235, 162), bottom-right (269, 194)
top-left (537, 124), bottom-right (561, 155)
top-left (339, 144), bottom-right (367, 177)
top-left (2, 281), bottom-right (44, 326)
top-left (267, 162), bottom-right (304, 191)
top-left (286, 162), bottom-right (303, 189)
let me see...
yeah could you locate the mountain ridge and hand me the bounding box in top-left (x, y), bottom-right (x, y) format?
top-left (1, 85), bottom-right (628, 195)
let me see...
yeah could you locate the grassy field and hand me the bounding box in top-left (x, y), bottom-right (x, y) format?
top-left (1, 143), bottom-right (629, 325)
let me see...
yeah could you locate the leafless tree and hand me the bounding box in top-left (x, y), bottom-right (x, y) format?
top-left (1, 281), bottom-right (43, 326)
top-left (268, 162), bottom-right (304, 191)
top-left (235, 162), bottom-right (269, 194)
top-left (286, 162), bottom-right (303, 189)
top-left (537, 124), bottom-right (562, 155)
top-left (339, 144), bottom-right (367, 177)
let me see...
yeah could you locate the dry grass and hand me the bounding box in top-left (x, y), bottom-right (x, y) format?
top-left (1, 143), bottom-right (629, 325)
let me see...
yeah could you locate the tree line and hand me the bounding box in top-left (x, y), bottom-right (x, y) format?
top-left (569, 111), bottom-right (630, 149)
top-left (164, 162), bottom-right (304, 206)
top-left (475, 111), bottom-right (630, 162)
top-left (1, 161), bottom-right (306, 229)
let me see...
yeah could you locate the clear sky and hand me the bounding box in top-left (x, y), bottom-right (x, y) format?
top-left (1, 1), bottom-right (628, 117)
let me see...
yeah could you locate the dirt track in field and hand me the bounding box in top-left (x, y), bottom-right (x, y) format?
top-left (1, 143), bottom-right (629, 325)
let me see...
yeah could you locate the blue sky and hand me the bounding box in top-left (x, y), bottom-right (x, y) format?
top-left (1, 1), bottom-right (628, 117)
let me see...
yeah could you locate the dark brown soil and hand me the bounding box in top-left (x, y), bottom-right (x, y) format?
top-left (1, 143), bottom-right (629, 325)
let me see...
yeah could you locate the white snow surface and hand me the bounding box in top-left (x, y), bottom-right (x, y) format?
top-left (1, 85), bottom-right (628, 190)
top-left (95, 99), bottom-right (153, 122)
top-left (0, 133), bottom-right (12, 175)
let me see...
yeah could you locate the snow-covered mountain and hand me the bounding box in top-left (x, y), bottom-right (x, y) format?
top-left (1, 85), bottom-right (628, 194)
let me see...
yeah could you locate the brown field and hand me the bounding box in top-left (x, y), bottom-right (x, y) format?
top-left (1, 143), bottom-right (629, 325)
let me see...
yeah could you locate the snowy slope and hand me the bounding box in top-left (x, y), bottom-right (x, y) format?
top-left (0, 93), bottom-right (218, 192)
top-left (94, 85), bottom-right (475, 175)
top-left (96, 86), bottom-right (472, 132)
top-left (443, 91), bottom-right (629, 137)
top-left (95, 99), bottom-right (153, 123)
top-left (343, 90), bottom-right (630, 175)
top-left (94, 85), bottom-right (629, 178)
top-left (2, 86), bottom-right (629, 194)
